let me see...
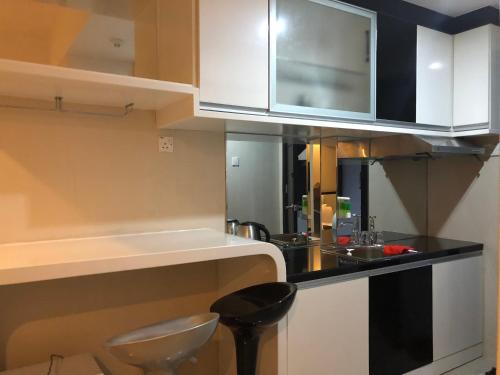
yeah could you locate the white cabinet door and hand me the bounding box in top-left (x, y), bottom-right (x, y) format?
top-left (433, 256), bottom-right (483, 360)
top-left (490, 26), bottom-right (500, 131)
top-left (287, 278), bottom-right (369, 375)
top-left (199, 0), bottom-right (269, 109)
top-left (453, 26), bottom-right (491, 127)
top-left (416, 26), bottom-right (453, 127)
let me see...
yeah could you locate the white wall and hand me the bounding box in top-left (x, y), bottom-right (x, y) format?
top-left (369, 159), bottom-right (428, 235)
top-left (369, 155), bottom-right (498, 367)
top-left (0, 107), bottom-right (226, 244)
top-left (428, 156), bottom-right (499, 367)
top-left (226, 134), bottom-right (283, 234)
top-left (0, 106), bottom-right (230, 373)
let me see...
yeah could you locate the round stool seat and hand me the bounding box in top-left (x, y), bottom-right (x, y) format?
top-left (211, 282), bottom-right (297, 328)
top-left (105, 313), bottom-right (219, 375)
top-left (211, 282), bottom-right (297, 375)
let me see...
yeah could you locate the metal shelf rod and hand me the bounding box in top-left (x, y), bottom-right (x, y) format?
top-left (0, 96), bottom-right (134, 118)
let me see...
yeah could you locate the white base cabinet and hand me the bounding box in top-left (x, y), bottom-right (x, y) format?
top-left (287, 278), bottom-right (369, 375)
top-left (433, 256), bottom-right (483, 361)
top-left (286, 255), bottom-right (483, 375)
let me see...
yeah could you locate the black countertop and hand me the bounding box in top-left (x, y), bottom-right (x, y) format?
top-left (284, 232), bottom-right (483, 283)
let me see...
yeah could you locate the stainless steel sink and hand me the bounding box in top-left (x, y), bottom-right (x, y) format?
top-left (322, 244), bottom-right (420, 263)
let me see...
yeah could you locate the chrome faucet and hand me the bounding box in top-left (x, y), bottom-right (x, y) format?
top-left (351, 214), bottom-right (361, 245)
top-left (368, 216), bottom-right (377, 245)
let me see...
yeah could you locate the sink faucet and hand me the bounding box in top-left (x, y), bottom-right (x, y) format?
top-left (351, 214), bottom-right (361, 245)
top-left (368, 216), bottom-right (377, 245)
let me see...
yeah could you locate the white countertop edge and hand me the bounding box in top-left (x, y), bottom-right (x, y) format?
top-left (0, 229), bottom-right (286, 286)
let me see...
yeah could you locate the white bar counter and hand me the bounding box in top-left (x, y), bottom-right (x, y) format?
top-left (0, 229), bottom-right (286, 286)
top-left (0, 229), bottom-right (287, 375)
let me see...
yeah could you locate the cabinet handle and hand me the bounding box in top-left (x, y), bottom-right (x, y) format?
top-left (365, 30), bottom-right (370, 63)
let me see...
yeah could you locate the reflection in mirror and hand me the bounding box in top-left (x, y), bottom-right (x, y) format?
top-left (337, 137), bottom-right (428, 240)
top-left (336, 158), bottom-right (369, 241)
top-left (226, 133), bottom-right (331, 246)
top-left (308, 138), bottom-right (321, 239)
top-left (319, 137), bottom-right (337, 244)
top-left (226, 134), bottom-right (429, 248)
top-left (226, 134), bottom-right (284, 236)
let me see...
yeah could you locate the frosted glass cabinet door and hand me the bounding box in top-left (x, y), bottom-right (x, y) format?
top-left (271, 0), bottom-right (376, 120)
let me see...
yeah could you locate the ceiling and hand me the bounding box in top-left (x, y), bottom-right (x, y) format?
top-left (404, 0), bottom-right (499, 17)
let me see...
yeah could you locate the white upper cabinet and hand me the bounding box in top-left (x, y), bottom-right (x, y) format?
top-left (453, 25), bottom-right (492, 128)
top-left (270, 0), bottom-right (377, 121)
top-left (0, 1), bottom-right (198, 115)
top-left (198, 0), bottom-right (269, 109)
top-left (416, 26), bottom-right (453, 127)
top-left (0, 0), bottom-right (197, 84)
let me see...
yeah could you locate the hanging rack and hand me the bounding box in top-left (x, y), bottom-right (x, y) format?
top-left (0, 96), bottom-right (134, 118)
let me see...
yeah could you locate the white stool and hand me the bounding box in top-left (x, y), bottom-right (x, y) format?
top-left (105, 313), bottom-right (219, 375)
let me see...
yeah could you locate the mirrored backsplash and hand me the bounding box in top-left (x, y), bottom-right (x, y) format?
top-left (226, 133), bottom-right (429, 244)
top-left (226, 133), bottom-right (312, 237)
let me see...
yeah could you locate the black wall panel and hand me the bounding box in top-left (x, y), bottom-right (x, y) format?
top-left (376, 13), bottom-right (417, 123)
top-left (369, 266), bottom-right (433, 375)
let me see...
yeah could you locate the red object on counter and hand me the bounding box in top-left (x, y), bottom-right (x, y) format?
top-left (337, 236), bottom-right (351, 246)
top-left (384, 245), bottom-right (415, 255)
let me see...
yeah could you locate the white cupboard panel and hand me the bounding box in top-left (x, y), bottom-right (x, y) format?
top-left (490, 26), bottom-right (500, 131)
top-left (416, 26), bottom-right (453, 127)
top-left (199, 0), bottom-right (269, 109)
top-left (433, 256), bottom-right (483, 360)
top-left (287, 278), bottom-right (369, 375)
top-left (453, 26), bottom-right (490, 127)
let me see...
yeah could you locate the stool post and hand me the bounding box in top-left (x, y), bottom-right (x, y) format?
top-left (232, 327), bottom-right (263, 375)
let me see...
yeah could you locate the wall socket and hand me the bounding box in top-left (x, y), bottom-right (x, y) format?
top-left (159, 136), bottom-right (174, 153)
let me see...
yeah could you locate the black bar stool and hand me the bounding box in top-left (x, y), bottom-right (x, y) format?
top-left (210, 282), bottom-right (297, 375)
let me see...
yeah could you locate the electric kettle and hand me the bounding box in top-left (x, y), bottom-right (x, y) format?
top-left (237, 221), bottom-right (271, 242)
top-left (226, 219), bottom-right (240, 235)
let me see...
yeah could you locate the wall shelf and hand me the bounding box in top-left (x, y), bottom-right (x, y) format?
top-left (0, 58), bottom-right (196, 111)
